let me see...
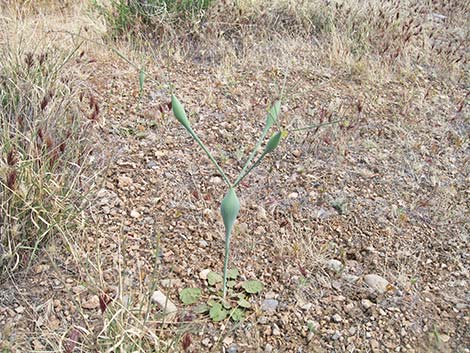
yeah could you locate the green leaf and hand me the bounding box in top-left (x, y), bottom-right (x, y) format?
top-left (207, 272), bottom-right (223, 286)
top-left (207, 298), bottom-right (218, 307)
top-left (139, 68), bottom-right (145, 96)
top-left (237, 297), bottom-right (251, 308)
top-left (230, 308), bottom-right (245, 322)
top-left (222, 299), bottom-right (232, 309)
top-left (227, 280), bottom-right (236, 288)
top-left (264, 131), bottom-right (282, 154)
top-left (209, 303), bottom-right (227, 322)
top-left (265, 101), bottom-right (281, 130)
top-left (242, 280), bottom-right (263, 294)
top-left (194, 304), bottom-right (210, 314)
top-left (171, 95), bottom-right (191, 130)
top-left (179, 288), bottom-right (201, 305)
top-left (227, 268), bottom-right (239, 280)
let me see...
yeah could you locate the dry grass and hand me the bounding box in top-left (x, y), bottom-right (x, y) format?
top-left (0, 0), bottom-right (468, 352)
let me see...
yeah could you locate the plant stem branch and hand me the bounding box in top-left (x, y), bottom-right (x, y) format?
top-left (189, 130), bottom-right (232, 187)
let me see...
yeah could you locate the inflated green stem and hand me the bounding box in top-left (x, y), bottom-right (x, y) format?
top-left (220, 188), bottom-right (240, 298)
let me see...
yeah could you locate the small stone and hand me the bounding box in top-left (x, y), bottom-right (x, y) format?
top-left (199, 269), bottom-right (211, 280)
top-left (130, 210), bottom-right (141, 218)
top-left (223, 337), bottom-right (234, 346)
top-left (227, 344), bottom-right (238, 353)
top-left (272, 323), bottom-right (281, 336)
top-left (371, 339), bottom-right (381, 353)
top-left (82, 295), bottom-right (100, 310)
top-left (361, 299), bottom-right (373, 309)
top-left (210, 176), bottom-right (223, 184)
top-left (292, 149), bottom-right (302, 158)
top-left (288, 192), bottom-right (299, 199)
top-left (146, 160), bottom-right (157, 169)
top-left (257, 206), bottom-right (267, 220)
top-left (160, 278), bottom-right (181, 288)
top-left (364, 274), bottom-right (389, 294)
top-left (202, 338), bottom-right (211, 347)
top-left (332, 314), bottom-right (342, 323)
top-left (15, 306), bottom-right (25, 314)
top-left (151, 291), bottom-right (177, 319)
top-left (264, 291), bottom-right (277, 299)
top-left (198, 239), bottom-right (208, 248)
top-left (307, 331), bottom-right (315, 342)
top-left (261, 299), bottom-right (279, 313)
top-left (117, 176), bottom-right (133, 188)
top-left (301, 302), bottom-right (313, 311)
top-left (264, 343), bottom-right (274, 352)
top-left (332, 330), bottom-right (341, 340)
top-left (326, 259), bottom-right (343, 272)
top-left (440, 334), bottom-right (450, 343)
top-left (342, 274), bottom-right (360, 283)
top-left (72, 285), bottom-right (87, 295)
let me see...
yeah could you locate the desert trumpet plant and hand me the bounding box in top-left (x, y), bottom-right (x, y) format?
top-left (171, 95), bottom-right (281, 298)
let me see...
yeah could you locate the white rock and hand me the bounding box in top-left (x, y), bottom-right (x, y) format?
top-left (332, 314), bottom-right (342, 323)
top-left (440, 334), bottom-right (450, 343)
top-left (288, 192), bottom-right (299, 199)
top-left (256, 206), bottom-right (267, 220)
top-left (361, 299), bottom-right (374, 309)
top-left (210, 176), bottom-right (223, 184)
top-left (117, 176), bottom-right (133, 188)
top-left (326, 259), bottom-right (343, 272)
top-left (130, 210), bottom-right (141, 218)
top-left (15, 306), bottom-right (25, 314)
top-left (151, 290), bottom-right (177, 318)
top-left (364, 274), bottom-right (389, 294)
top-left (199, 269), bottom-right (211, 280)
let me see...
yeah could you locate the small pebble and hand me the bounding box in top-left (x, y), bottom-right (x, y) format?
top-left (332, 314), bottom-right (342, 323)
top-left (146, 160), bottom-right (157, 169)
top-left (130, 210), bottom-right (140, 218)
top-left (264, 343), bottom-right (274, 353)
top-left (261, 299), bottom-right (279, 313)
top-left (326, 259), bottom-right (343, 272)
top-left (199, 269), bottom-right (211, 280)
top-left (272, 323), bottom-right (281, 336)
top-left (364, 274), bottom-right (389, 294)
top-left (151, 290), bottom-right (177, 318)
top-left (332, 330), bottom-right (341, 340)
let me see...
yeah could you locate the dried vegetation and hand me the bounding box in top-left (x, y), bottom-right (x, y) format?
top-left (0, 0), bottom-right (468, 352)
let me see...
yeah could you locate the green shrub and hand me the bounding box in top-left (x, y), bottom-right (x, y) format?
top-left (93, 0), bottom-right (214, 39)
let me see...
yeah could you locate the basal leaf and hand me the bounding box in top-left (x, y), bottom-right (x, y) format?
top-left (242, 280), bottom-right (264, 294)
top-left (230, 308), bottom-right (245, 322)
top-left (237, 297), bottom-right (251, 308)
top-left (207, 272), bottom-right (223, 286)
top-left (209, 303), bottom-right (227, 322)
top-left (179, 288), bottom-right (201, 305)
top-left (194, 304), bottom-right (210, 314)
top-left (227, 268), bottom-right (239, 280)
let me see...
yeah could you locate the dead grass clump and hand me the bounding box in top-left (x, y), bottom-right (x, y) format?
top-left (0, 35), bottom-right (98, 279)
